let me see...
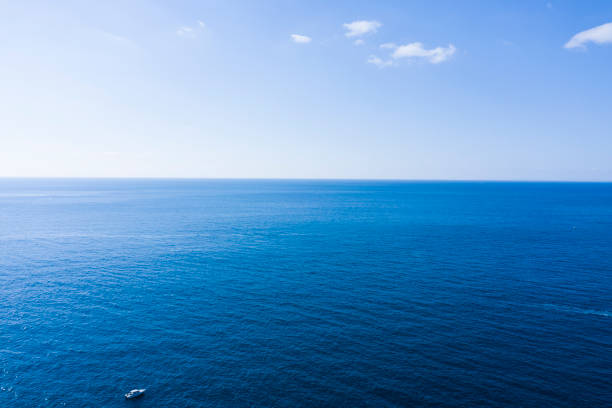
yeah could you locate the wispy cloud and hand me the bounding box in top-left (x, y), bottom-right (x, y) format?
top-left (94, 30), bottom-right (138, 49)
top-left (565, 22), bottom-right (612, 49)
top-left (354, 39), bottom-right (364, 46)
top-left (177, 26), bottom-right (195, 37)
top-left (343, 20), bottom-right (381, 38)
top-left (101, 32), bottom-right (129, 43)
top-left (177, 21), bottom-right (206, 38)
top-left (367, 55), bottom-right (393, 68)
top-left (380, 42), bottom-right (397, 49)
top-left (291, 34), bottom-right (311, 44)
top-left (387, 42), bottom-right (456, 64)
top-left (98, 31), bottom-right (135, 46)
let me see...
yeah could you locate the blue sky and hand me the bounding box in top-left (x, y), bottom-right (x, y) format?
top-left (1, 0), bottom-right (611, 180)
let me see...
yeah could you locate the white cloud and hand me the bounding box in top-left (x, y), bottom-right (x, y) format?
top-left (177, 26), bottom-right (195, 37)
top-left (565, 22), bottom-right (612, 49)
top-left (391, 42), bottom-right (456, 63)
top-left (380, 42), bottom-right (397, 49)
top-left (354, 39), bottom-right (364, 46)
top-left (101, 32), bottom-right (128, 43)
top-left (291, 34), bottom-right (311, 44)
top-left (97, 30), bottom-right (137, 48)
top-left (343, 20), bottom-right (381, 37)
top-left (367, 55), bottom-right (393, 68)
top-left (177, 21), bottom-right (205, 37)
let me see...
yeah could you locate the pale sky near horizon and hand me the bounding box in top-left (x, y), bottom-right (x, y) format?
top-left (1, 0), bottom-right (611, 180)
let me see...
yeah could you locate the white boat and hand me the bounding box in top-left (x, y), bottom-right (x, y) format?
top-left (125, 389), bottom-right (146, 399)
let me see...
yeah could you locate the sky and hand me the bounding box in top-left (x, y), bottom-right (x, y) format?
top-left (1, 0), bottom-right (611, 180)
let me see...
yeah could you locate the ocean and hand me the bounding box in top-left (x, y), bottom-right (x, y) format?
top-left (1, 179), bottom-right (611, 407)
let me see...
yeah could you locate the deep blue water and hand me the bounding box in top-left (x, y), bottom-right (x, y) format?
top-left (1, 179), bottom-right (611, 407)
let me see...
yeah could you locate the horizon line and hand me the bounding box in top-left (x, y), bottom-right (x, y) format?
top-left (1, 176), bottom-right (611, 183)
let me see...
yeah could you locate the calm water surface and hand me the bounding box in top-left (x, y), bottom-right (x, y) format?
top-left (1, 179), bottom-right (611, 407)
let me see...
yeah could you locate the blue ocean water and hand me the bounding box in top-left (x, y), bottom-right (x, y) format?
top-left (1, 179), bottom-right (611, 407)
